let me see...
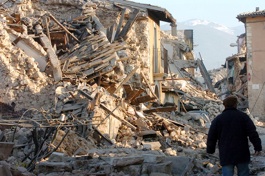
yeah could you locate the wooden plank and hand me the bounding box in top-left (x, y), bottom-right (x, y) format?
top-left (126, 87), bottom-right (145, 102)
top-left (116, 9), bottom-right (140, 39)
top-left (92, 15), bottom-right (105, 32)
top-left (154, 113), bottom-right (207, 134)
top-left (36, 24), bottom-right (62, 81)
top-left (129, 88), bottom-right (145, 102)
top-left (84, 42), bottom-right (124, 61)
top-left (85, 66), bottom-right (114, 82)
top-left (114, 8), bottom-right (126, 40)
top-left (87, 92), bottom-right (102, 111)
top-left (67, 51), bottom-right (114, 73)
top-left (143, 106), bottom-right (177, 113)
top-left (131, 96), bottom-right (156, 105)
top-left (11, 36), bottom-right (21, 45)
top-left (140, 72), bottom-right (160, 103)
top-left (7, 24), bottom-right (23, 33)
top-left (87, 53), bottom-right (116, 70)
top-left (109, 23), bottom-right (116, 43)
top-left (50, 31), bottom-right (68, 50)
top-left (81, 68), bottom-right (95, 78)
top-left (78, 90), bottom-right (137, 130)
top-left (62, 59), bottom-right (70, 71)
top-left (106, 26), bottom-right (111, 42)
top-left (85, 48), bottom-right (116, 61)
top-left (48, 13), bottom-right (80, 43)
top-left (94, 62), bottom-right (109, 71)
top-left (45, 17), bottom-right (51, 41)
top-left (113, 66), bottom-right (139, 94)
top-left (165, 78), bottom-right (191, 81)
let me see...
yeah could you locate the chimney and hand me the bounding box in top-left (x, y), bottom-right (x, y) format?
top-left (256, 7), bottom-right (259, 11)
top-left (170, 22), bottom-right (177, 36)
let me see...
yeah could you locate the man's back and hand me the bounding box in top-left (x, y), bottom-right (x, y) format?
top-left (207, 95), bottom-right (262, 175)
top-left (215, 108), bottom-right (251, 165)
top-left (207, 107), bottom-right (262, 166)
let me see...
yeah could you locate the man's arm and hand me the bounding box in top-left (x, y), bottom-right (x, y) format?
top-left (207, 118), bottom-right (218, 154)
top-left (245, 115), bottom-right (262, 152)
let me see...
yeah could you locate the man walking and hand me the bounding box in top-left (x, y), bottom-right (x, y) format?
top-left (207, 95), bottom-right (262, 176)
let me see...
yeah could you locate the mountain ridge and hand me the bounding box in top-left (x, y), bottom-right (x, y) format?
top-left (162, 19), bottom-right (244, 70)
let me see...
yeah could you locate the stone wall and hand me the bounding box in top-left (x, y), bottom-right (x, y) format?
top-left (0, 22), bottom-right (55, 111)
top-left (95, 3), bottom-right (150, 88)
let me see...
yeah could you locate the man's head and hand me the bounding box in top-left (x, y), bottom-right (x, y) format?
top-left (223, 95), bottom-right (238, 108)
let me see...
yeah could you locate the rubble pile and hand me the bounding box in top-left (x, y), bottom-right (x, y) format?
top-left (0, 1), bottom-right (263, 176)
top-left (0, 20), bottom-right (54, 111)
top-left (208, 67), bottom-right (227, 85)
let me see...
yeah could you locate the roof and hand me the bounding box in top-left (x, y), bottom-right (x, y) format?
top-left (237, 9), bottom-right (265, 22)
top-left (226, 53), bottom-right (245, 62)
top-left (111, 0), bottom-right (176, 24)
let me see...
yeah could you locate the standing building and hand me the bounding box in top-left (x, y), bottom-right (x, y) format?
top-left (237, 8), bottom-right (265, 118)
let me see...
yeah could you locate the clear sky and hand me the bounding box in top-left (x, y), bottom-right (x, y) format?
top-left (131, 0), bottom-right (265, 27)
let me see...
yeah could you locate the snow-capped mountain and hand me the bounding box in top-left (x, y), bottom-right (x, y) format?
top-left (182, 19), bottom-right (235, 35)
top-left (161, 19), bottom-right (244, 70)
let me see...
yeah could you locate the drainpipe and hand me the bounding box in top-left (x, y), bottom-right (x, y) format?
top-left (170, 22), bottom-right (177, 36)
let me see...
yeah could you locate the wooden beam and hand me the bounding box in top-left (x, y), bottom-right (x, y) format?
top-left (109, 23), bottom-right (116, 43)
top-left (143, 106), bottom-right (177, 113)
top-left (36, 24), bottom-right (62, 81)
top-left (116, 9), bottom-right (140, 39)
top-left (131, 95), bottom-right (156, 105)
top-left (45, 17), bottom-right (51, 41)
top-left (48, 13), bottom-right (80, 43)
top-left (78, 90), bottom-right (137, 130)
top-left (123, 84), bottom-right (144, 101)
top-left (140, 72), bottom-right (160, 103)
top-left (127, 88), bottom-right (144, 102)
top-left (114, 8), bottom-right (126, 40)
top-left (92, 15), bottom-right (105, 32)
top-left (113, 66), bottom-right (139, 94)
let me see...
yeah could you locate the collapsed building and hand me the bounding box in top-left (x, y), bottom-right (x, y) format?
top-left (0, 0), bottom-right (264, 176)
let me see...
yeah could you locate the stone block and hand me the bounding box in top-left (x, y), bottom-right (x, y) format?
top-left (142, 161), bottom-right (172, 175)
top-left (142, 154), bottom-right (165, 163)
top-left (164, 156), bottom-right (190, 175)
top-left (120, 165), bottom-right (141, 176)
top-left (103, 156), bottom-right (144, 167)
top-left (48, 152), bottom-right (67, 162)
top-left (36, 162), bottom-right (72, 173)
top-left (142, 141), bottom-right (161, 150)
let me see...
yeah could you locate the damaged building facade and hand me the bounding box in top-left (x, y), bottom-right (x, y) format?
top-left (225, 33), bottom-right (247, 110)
top-left (216, 8), bottom-right (265, 118)
top-left (236, 8), bottom-right (265, 118)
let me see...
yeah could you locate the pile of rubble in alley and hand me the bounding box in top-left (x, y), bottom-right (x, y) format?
top-left (0, 0), bottom-right (263, 176)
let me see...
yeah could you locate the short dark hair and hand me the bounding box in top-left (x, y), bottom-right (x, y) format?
top-left (223, 95), bottom-right (238, 108)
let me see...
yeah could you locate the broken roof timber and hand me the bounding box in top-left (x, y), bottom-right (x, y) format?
top-left (225, 53), bottom-right (245, 62)
top-left (237, 9), bottom-right (265, 23)
top-left (112, 0), bottom-right (176, 24)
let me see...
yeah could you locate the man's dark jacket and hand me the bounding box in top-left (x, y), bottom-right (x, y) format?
top-left (207, 107), bottom-right (262, 166)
